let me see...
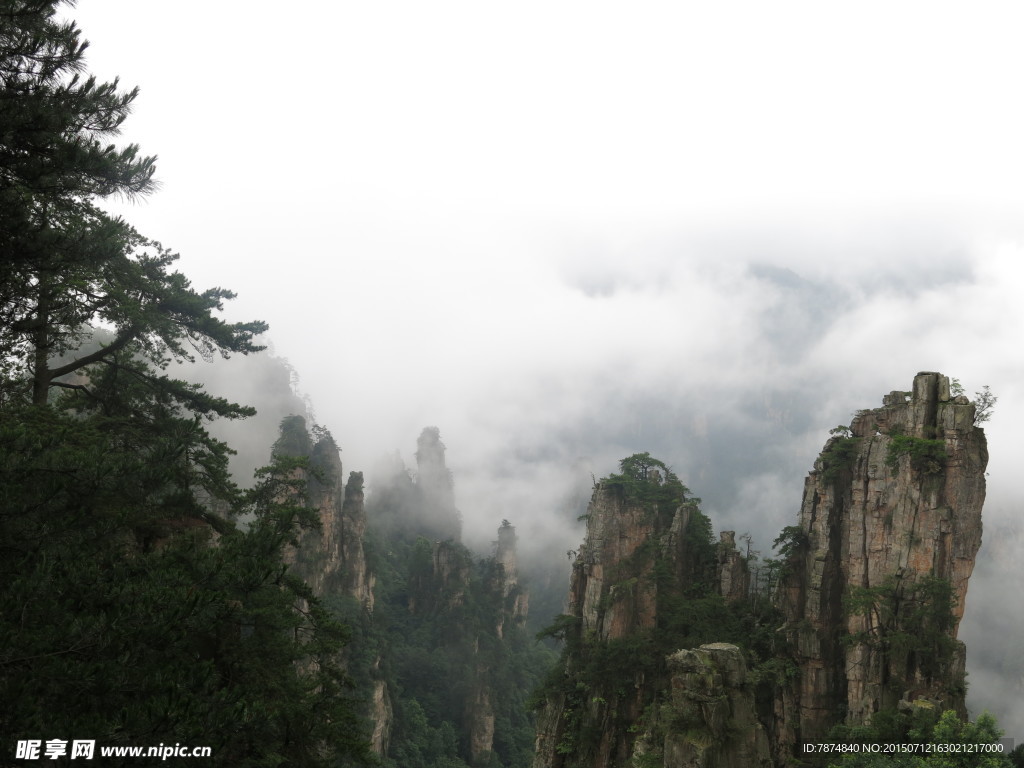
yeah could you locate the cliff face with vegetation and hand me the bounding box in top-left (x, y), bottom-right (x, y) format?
top-left (531, 456), bottom-right (770, 768)
top-left (655, 644), bottom-right (771, 768)
top-left (775, 371), bottom-right (987, 752)
top-left (275, 416), bottom-right (374, 608)
top-left (533, 373), bottom-right (987, 768)
top-left (280, 423), bottom-right (551, 767)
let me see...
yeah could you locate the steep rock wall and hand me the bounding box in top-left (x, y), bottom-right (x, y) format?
top-left (533, 470), bottom-right (720, 768)
top-left (776, 371), bottom-right (987, 748)
top-left (493, 522), bottom-right (529, 638)
top-left (337, 471), bottom-right (375, 609)
top-left (533, 375), bottom-right (987, 767)
top-left (655, 644), bottom-right (771, 768)
top-left (289, 460), bottom-right (375, 609)
top-left (717, 532), bottom-right (750, 603)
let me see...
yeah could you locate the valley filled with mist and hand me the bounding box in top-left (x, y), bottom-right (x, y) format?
top-left (5, 2), bottom-right (1024, 767)
top-left (196, 348), bottom-right (1024, 757)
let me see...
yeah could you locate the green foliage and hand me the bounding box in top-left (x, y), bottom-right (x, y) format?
top-left (0, 405), bottom-right (372, 766)
top-left (386, 699), bottom-right (470, 768)
top-left (269, 416), bottom-right (343, 507)
top-left (274, 415), bottom-right (315, 459)
top-left (0, 2), bottom-right (266, 408)
top-left (821, 436), bottom-right (860, 484)
top-left (603, 452), bottom-right (691, 517)
top-left (774, 525), bottom-right (809, 561)
top-left (536, 614), bottom-right (581, 644)
top-left (845, 575), bottom-right (960, 689)
top-left (532, 454), bottom-right (789, 767)
top-left (772, 524), bottom-right (809, 582)
top-left (0, 5), bottom-right (369, 764)
top-left (827, 709), bottom-right (1010, 767)
top-left (952, 379), bottom-right (998, 425)
top-left (886, 436), bottom-right (948, 475)
top-left (974, 385), bottom-right (997, 425)
top-left (351, 505), bottom-right (555, 768)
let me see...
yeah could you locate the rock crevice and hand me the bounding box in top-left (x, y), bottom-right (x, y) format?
top-left (778, 372), bottom-right (987, 749)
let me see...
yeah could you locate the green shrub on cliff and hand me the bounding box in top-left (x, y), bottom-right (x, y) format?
top-left (603, 452), bottom-right (693, 515)
top-left (886, 436), bottom-right (948, 475)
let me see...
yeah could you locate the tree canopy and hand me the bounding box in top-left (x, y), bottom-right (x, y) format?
top-left (0, 4), bottom-right (369, 764)
top-left (1, 0), bottom-right (266, 407)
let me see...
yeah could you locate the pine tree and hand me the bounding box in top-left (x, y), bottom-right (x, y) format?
top-left (1, 1), bottom-right (265, 407)
top-left (0, 4), bottom-right (371, 764)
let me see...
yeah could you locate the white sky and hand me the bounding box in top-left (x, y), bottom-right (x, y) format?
top-left (73, 0), bottom-right (1024, 731)
top-left (74, 0), bottom-right (1024, 458)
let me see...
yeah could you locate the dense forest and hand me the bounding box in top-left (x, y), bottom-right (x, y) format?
top-left (0, 3), bottom-right (369, 764)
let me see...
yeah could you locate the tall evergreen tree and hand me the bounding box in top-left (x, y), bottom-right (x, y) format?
top-left (0, 3), bottom-right (370, 764)
top-left (1, 0), bottom-right (265, 407)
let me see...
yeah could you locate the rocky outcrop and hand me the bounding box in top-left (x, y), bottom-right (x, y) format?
top-left (338, 472), bottom-right (375, 610)
top-left (368, 435), bottom-right (537, 767)
top-left (533, 467), bottom-right (720, 768)
top-left (272, 419), bottom-right (389, 753)
top-left (776, 371), bottom-right (987, 749)
top-left (415, 426), bottom-right (462, 541)
top-left (289, 461), bottom-right (374, 607)
top-left (716, 531), bottom-right (749, 603)
top-left (467, 678), bottom-right (496, 766)
top-left (571, 479), bottom-right (686, 644)
top-left (406, 536), bottom-right (475, 616)
top-left (275, 418), bottom-right (374, 605)
top-left (492, 521), bottom-right (529, 638)
top-left (646, 643), bottom-right (771, 768)
top-left (369, 674), bottom-right (393, 755)
top-left (533, 375), bottom-right (988, 767)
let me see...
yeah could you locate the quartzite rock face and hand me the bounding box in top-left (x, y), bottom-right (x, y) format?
top-left (656, 644), bottom-right (772, 768)
top-left (573, 482), bottom-right (662, 644)
top-left (369, 675), bottom-right (393, 755)
top-left (717, 531), bottom-right (750, 603)
top-left (533, 374), bottom-right (987, 767)
top-left (533, 476), bottom-right (716, 768)
top-left (338, 472), bottom-right (375, 610)
top-left (777, 372), bottom-right (987, 748)
top-left (492, 522), bottom-right (529, 638)
top-left (291, 459), bottom-right (375, 610)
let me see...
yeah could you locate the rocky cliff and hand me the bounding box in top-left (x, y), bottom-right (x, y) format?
top-left (335, 427), bottom-right (551, 768)
top-left (717, 531), bottom-right (750, 603)
top-left (649, 644), bottom-right (771, 768)
top-left (402, 520), bottom-right (533, 765)
top-left (492, 521), bottom-right (530, 638)
top-left (532, 460), bottom-right (732, 768)
top-left (279, 419), bottom-right (374, 608)
top-left (415, 425), bottom-right (462, 541)
top-left (775, 371), bottom-right (987, 752)
top-left (533, 373), bottom-right (987, 768)
top-left (271, 417), bottom-right (388, 753)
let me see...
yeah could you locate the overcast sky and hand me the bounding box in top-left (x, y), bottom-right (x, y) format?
top-left (74, 0), bottom-right (1024, 735)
